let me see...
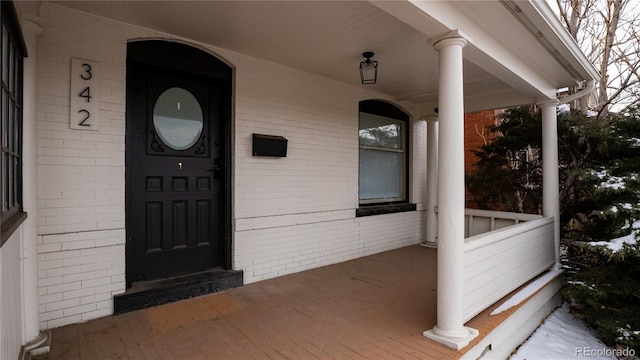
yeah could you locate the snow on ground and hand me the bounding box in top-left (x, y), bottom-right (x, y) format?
top-left (510, 304), bottom-right (617, 360)
top-left (510, 226), bottom-right (639, 359)
top-left (510, 221), bottom-right (640, 360)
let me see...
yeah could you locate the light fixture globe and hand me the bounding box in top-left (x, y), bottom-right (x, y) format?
top-left (359, 51), bottom-right (378, 85)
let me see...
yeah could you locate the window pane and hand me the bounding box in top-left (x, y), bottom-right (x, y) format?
top-left (2, 91), bottom-right (7, 148)
top-left (359, 112), bottom-right (403, 149)
top-left (2, 153), bottom-right (6, 212)
top-left (153, 87), bottom-right (204, 151)
top-left (14, 108), bottom-right (20, 152)
top-left (2, 26), bottom-right (8, 86)
top-left (8, 155), bottom-right (14, 208)
top-left (12, 52), bottom-right (19, 94)
top-left (7, 97), bottom-right (13, 150)
top-left (359, 149), bottom-right (403, 200)
top-left (8, 43), bottom-right (13, 92)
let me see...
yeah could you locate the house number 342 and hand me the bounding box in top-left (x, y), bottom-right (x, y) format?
top-left (70, 59), bottom-right (99, 130)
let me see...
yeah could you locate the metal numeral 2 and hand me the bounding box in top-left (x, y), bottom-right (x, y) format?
top-left (78, 109), bottom-right (90, 126)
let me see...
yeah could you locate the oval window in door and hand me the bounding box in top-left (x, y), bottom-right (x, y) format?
top-left (153, 87), bottom-right (204, 151)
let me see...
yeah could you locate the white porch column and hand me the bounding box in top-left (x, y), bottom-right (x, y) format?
top-left (20, 16), bottom-right (49, 352)
top-left (541, 102), bottom-right (561, 269)
top-left (423, 31), bottom-right (479, 350)
top-left (424, 116), bottom-right (438, 246)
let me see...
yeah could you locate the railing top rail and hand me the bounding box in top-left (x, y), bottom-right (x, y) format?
top-left (464, 208), bottom-right (543, 222)
top-left (464, 216), bottom-right (554, 252)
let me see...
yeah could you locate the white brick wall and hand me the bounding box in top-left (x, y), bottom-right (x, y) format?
top-left (234, 57), bottom-right (360, 219)
top-left (233, 54), bottom-right (427, 284)
top-left (235, 212), bottom-right (426, 284)
top-left (36, 10), bottom-right (126, 235)
top-left (35, 4), bottom-right (148, 329)
top-left (37, 230), bottom-right (125, 329)
top-left (35, 4), bottom-right (428, 328)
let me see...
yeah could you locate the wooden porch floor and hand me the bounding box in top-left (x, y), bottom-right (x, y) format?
top-left (36, 245), bottom-right (521, 359)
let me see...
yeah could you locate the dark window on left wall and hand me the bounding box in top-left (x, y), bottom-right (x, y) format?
top-left (1, 0), bottom-right (27, 246)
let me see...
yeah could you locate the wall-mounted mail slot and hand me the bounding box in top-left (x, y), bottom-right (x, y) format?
top-left (252, 134), bottom-right (288, 157)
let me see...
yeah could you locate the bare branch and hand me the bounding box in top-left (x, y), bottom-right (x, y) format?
top-left (556, 0), bottom-right (640, 114)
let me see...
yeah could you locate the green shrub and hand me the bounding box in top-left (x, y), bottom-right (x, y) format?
top-left (563, 241), bottom-right (640, 352)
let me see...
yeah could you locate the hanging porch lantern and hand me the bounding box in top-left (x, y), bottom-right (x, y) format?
top-left (359, 51), bottom-right (378, 85)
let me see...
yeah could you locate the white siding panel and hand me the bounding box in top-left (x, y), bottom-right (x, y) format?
top-left (462, 217), bottom-right (555, 321)
top-left (1, 232), bottom-right (25, 360)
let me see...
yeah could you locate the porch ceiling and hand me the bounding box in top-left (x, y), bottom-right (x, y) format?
top-left (49, 0), bottom-right (595, 113)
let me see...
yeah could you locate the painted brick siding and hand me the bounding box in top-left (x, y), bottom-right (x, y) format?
top-left (36, 4), bottom-right (428, 328)
top-left (233, 53), bottom-right (426, 283)
top-left (35, 4), bottom-right (138, 329)
top-left (464, 110), bottom-right (499, 175)
top-left (36, 13), bottom-right (127, 236)
top-left (234, 55), bottom-right (359, 219)
top-left (464, 110), bottom-right (500, 208)
top-left (37, 230), bottom-right (125, 329)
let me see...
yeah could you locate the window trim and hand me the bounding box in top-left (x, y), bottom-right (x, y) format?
top-left (358, 100), bottom-right (412, 214)
top-left (1, 0), bottom-right (27, 247)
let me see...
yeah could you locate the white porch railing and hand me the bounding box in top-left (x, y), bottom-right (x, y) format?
top-left (462, 216), bottom-right (555, 322)
top-left (464, 208), bottom-right (543, 238)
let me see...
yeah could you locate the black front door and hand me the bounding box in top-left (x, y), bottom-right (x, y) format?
top-left (125, 41), bottom-right (231, 285)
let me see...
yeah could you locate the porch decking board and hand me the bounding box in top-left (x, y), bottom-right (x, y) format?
top-left (36, 246), bottom-right (537, 360)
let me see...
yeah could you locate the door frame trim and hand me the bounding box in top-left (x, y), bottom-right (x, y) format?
top-left (124, 39), bottom-right (234, 288)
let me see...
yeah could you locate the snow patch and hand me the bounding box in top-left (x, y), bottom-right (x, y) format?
top-left (589, 220), bottom-right (640, 252)
top-left (490, 269), bottom-right (562, 316)
top-left (510, 304), bottom-right (616, 360)
top-left (596, 169), bottom-right (627, 189)
top-left (617, 326), bottom-right (640, 342)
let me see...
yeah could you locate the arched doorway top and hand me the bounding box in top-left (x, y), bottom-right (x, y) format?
top-left (127, 39), bottom-right (232, 81)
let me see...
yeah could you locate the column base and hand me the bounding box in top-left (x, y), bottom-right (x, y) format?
top-left (423, 325), bottom-right (479, 350)
top-left (19, 330), bottom-right (51, 360)
top-left (420, 241), bottom-right (438, 248)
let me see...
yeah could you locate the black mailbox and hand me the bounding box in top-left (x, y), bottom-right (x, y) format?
top-left (252, 134), bottom-right (288, 157)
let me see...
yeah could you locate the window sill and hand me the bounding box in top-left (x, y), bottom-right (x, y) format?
top-left (1, 211), bottom-right (28, 247)
top-left (356, 203), bottom-right (416, 217)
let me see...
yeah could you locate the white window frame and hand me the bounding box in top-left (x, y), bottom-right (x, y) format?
top-left (358, 101), bottom-right (409, 205)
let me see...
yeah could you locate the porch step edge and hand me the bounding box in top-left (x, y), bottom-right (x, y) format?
top-left (113, 269), bottom-right (243, 314)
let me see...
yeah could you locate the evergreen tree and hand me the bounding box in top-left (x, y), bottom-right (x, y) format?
top-left (467, 106), bottom-right (640, 242)
top-left (466, 107), bottom-right (542, 214)
top-left (466, 105), bottom-right (640, 351)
